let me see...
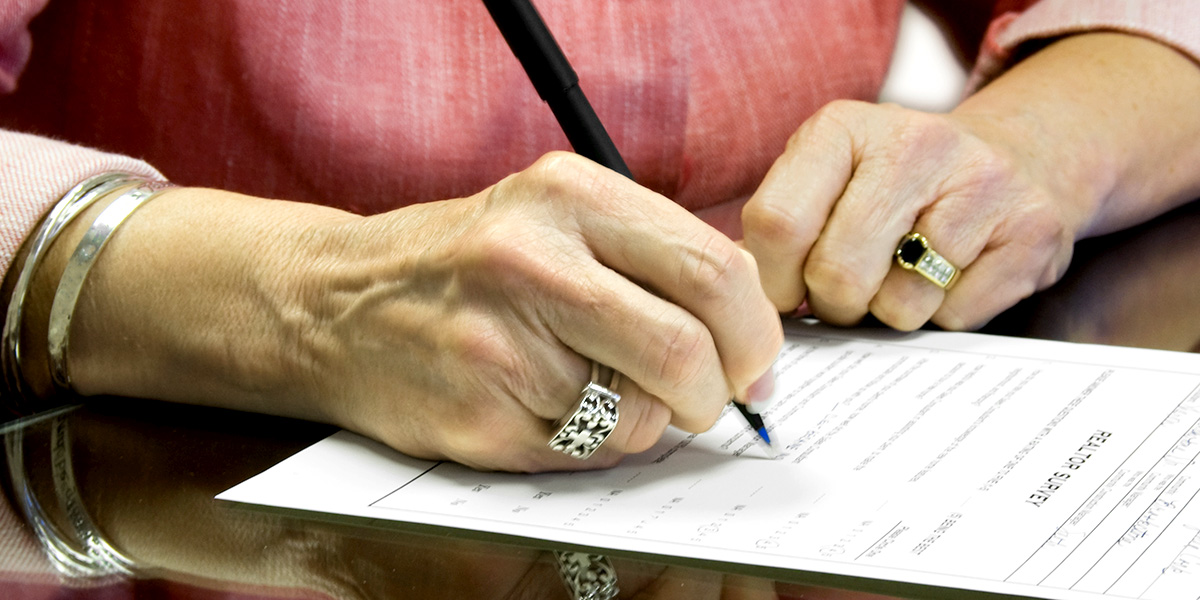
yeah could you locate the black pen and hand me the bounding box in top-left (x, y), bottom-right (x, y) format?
top-left (482, 0), bottom-right (775, 452)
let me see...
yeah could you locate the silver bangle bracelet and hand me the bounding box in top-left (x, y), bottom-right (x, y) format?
top-left (47, 182), bottom-right (172, 392)
top-left (5, 412), bottom-right (137, 578)
top-left (1, 173), bottom-right (148, 402)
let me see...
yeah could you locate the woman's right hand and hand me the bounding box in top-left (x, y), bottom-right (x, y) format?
top-left (63, 152), bottom-right (782, 472)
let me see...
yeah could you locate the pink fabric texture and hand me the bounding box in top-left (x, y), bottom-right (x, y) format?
top-left (0, 0), bottom-right (167, 286)
top-left (0, 131), bottom-right (162, 281)
top-left (0, 1), bottom-right (1197, 279)
top-left (971, 0), bottom-right (1200, 89)
top-left (0, 1), bottom-right (903, 212)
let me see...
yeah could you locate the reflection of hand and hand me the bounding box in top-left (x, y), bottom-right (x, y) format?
top-left (37, 406), bottom-right (904, 599)
top-left (518, 553), bottom-right (900, 600)
top-left (67, 152), bottom-right (781, 472)
top-left (742, 33), bottom-right (1200, 332)
top-left (742, 99), bottom-right (1078, 331)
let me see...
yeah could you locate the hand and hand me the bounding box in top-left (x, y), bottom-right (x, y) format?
top-left (741, 99), bottom-right (1080, 331)
top-left (742, 33), bottom-right (1200, 331)
top-left (64, 153), bottom-right (782, 472)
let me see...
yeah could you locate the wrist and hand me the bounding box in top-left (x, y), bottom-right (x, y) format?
top-left (952, 32), bottom-right (1200, 238)
top-left (64, 187), bottom-right (356, 423)
top-left (6, 176), bottom-right (157, 402)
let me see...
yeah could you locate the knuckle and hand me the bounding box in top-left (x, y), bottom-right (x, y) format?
top-left (888, 311), bottom-right (931, 332)
top-left (676, 233), bottom-right (745, 302)
top-left (953, 146), bottom-right (1022, 194)
top-left (522, 151), bottom-right (607, 204)
top-left (995, 196), bottom-right (1073, 289)
top-left (885, 116), bottom-right (957, 172)
top-left (870, 298), bottom-right (929, 333)
top-left (784, 99), bottom-right (859, 154)
top-left (936, 295), bottom-right (1003, 332)
top-left (808, 99), bottom-right (863, 126)
top-left (451, 323), bottom-right (569, 420)
top-left (932, 307), bottom-right (972, 332)
top-left (622, 397), bottom-right (671, 454)
top-left (468, 220), bottom-right (560, 286)
top-left (742, 196), bottom-right (815, 256)
top-left (531, 150), bottom-right (590, 176)
top-left (1013, 199), bottom-right (1067, 242)
top-left (803, 252), bottom-right (874, 310)
top-left (453, 320), bottom-right (524, 383)
top-left (641, 314), bottom-right (713, 392)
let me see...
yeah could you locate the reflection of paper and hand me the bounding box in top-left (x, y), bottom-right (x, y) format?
top-left (218, 321), bottom-right (1200, 599)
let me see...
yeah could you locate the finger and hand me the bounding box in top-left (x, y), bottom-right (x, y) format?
top-left (458, 172), bottom-right (736, 433)
top-left (538, 370), bottom-right (673, 461)
top-left (442, 398), bottom-right (630, 473)
top-left (602, 375), bottom-right (674, 454)
top-left (486, 336), bottom-right (672, 460)
top-left (933, 234), bottom-right (1071, 330)
top-left (540, 259), bottom-right (733, 433)
top-left (868, 209), bottom-right (986, 331)
top-left (802, 158), bottom-right (916, 326)
top-left (741, 102), bottom-right (857, 313)
top-left (536, 155), bottom-right (782, 402)
top-left (589, 208), bottom-right (781, 400)
top-left (868, 264), bottom-right (945, 332)
top-left (800, 105), bottom-right (968, 326)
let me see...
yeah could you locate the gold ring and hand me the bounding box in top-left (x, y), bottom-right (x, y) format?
top-left (895, 232), bottom-right (959, 289)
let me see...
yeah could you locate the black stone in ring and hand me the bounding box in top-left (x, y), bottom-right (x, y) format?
top-left (895, 232), bottom-right (960, 289)
top-left (897, 235), bottom-right (929, 266)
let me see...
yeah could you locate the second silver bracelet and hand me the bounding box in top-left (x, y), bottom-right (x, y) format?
top-left (47, 183), bottom-right (172, 392)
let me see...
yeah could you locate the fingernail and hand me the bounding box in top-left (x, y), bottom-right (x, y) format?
top-left (742, 366), bottom-right (776, 414)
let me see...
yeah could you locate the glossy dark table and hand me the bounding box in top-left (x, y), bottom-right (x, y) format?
top-left (3, 200), bottom-right (1197, 600)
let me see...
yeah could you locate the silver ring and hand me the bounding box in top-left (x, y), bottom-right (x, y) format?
top-left (895, 232), bottom-right (960, 289)
top-left (554, 551), bottom-right (619, 600)
top-left (548, 362), bottom-right (621, 459)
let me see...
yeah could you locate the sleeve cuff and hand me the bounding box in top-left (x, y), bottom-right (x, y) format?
top-left (0, 129), bottom-right (164, 280)
top-left (968, 0), bottom-right (1200, 92)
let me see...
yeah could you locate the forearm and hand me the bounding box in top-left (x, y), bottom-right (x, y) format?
top-left (952, 31), bottom-right (1200, 238)
top-left (18, 185), bottom-right (352, 422)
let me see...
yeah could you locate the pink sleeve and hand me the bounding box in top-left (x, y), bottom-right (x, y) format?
top-left (0, 2), bottom-right (163, 282)
top-left (0, 130), bottom-right (164, 283)
top-left (968, 0), bottom-right (1200, 90)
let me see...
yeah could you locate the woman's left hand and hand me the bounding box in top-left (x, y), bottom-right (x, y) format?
top-left (742, 32), bottom-right (1200, 331)
top-left (741, 98), bottom-right (1082, 331)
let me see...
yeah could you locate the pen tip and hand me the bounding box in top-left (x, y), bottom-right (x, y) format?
top-left (754, 428), bottom-right (780, 459)
top-left (758, 436), bottom-right (779, 459)
top-left (756, 427), bottom-right (772, 446)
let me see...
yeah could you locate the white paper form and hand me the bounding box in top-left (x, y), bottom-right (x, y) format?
top-left (218, 321), bottom-right (1200, 599)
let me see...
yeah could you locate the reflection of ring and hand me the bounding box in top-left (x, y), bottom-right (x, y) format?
top-left (548, 362), bottom-right (621, 459)
top-left (554, 551), bottom-right (619, 600)
top-left (895, 232), bottom-right (960, 289)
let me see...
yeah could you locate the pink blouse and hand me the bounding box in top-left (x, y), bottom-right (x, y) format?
top-left (1, 0), bottom-right (1198, 277)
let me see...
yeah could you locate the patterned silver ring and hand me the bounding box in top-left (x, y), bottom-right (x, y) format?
top-left (554, 551), bottom-right (619, 600)
top-left (895, 232), bottom-right (960, 289)
top-left (548, 362), bottom-right (621, 459)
